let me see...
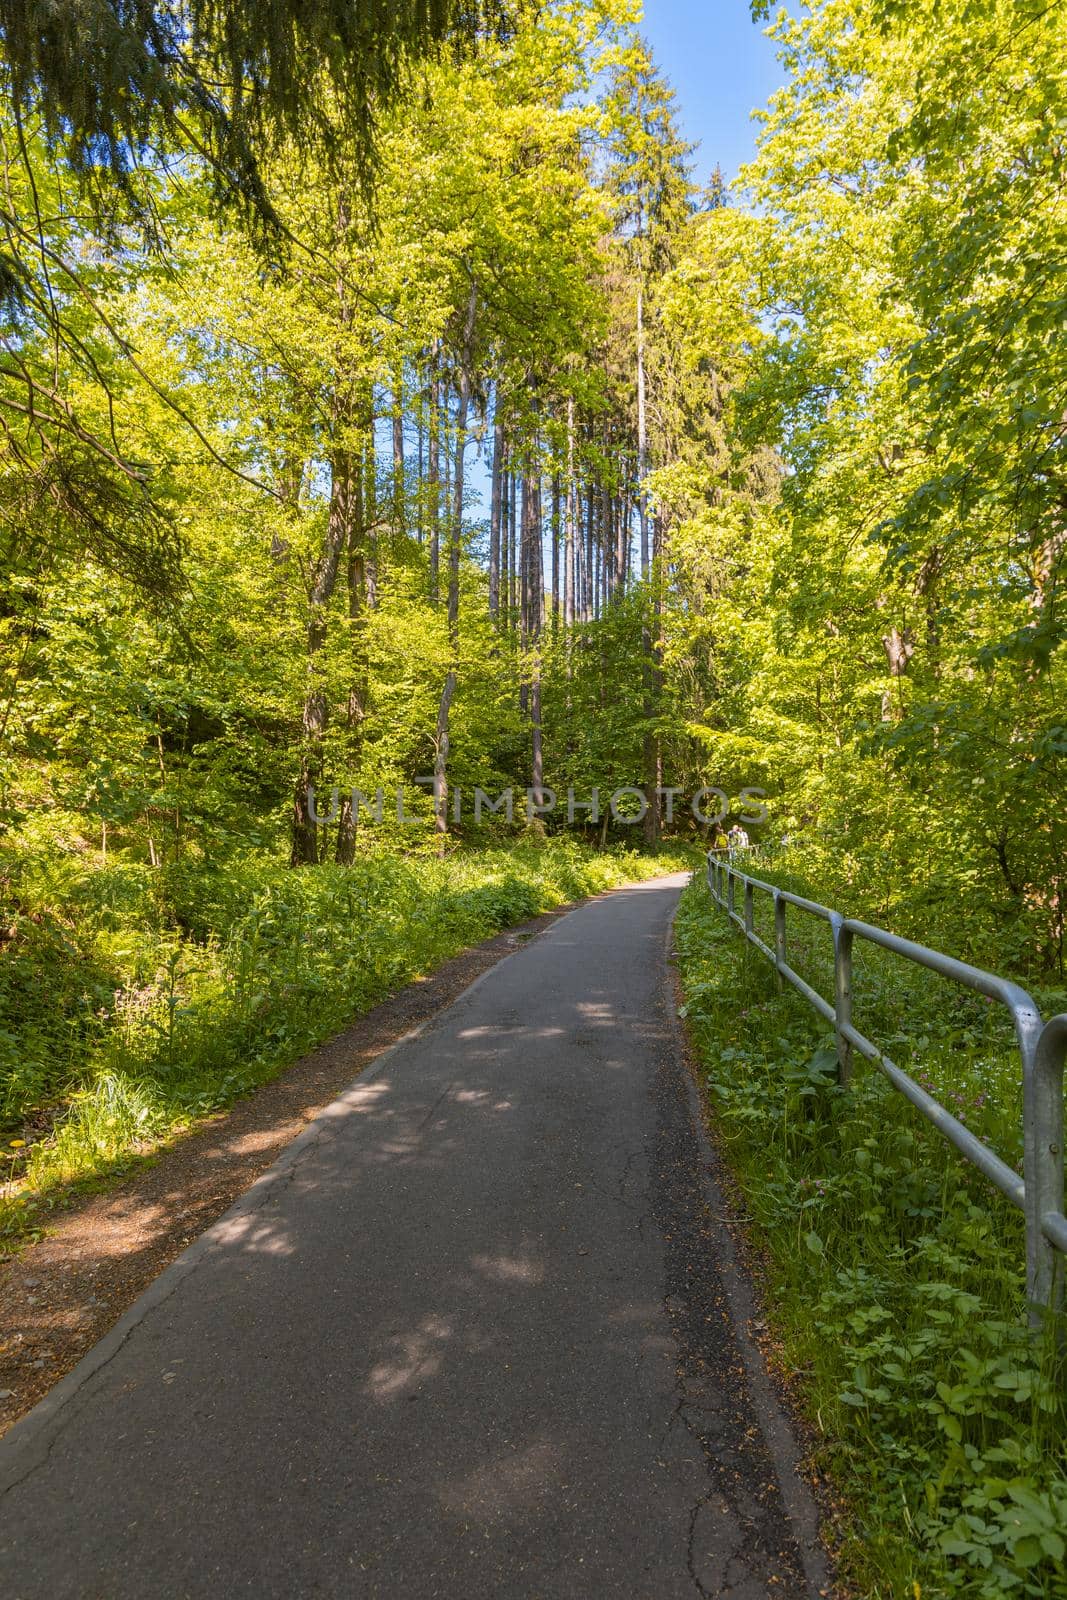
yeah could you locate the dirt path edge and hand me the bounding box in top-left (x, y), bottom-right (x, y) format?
top-left (0, 897), bottom-right (589, 1437)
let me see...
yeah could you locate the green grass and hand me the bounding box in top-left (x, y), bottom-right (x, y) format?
top-left (676, 866), bottom-right (1067, 1600)
top-left (0, 838), bottom-right (694, 1248)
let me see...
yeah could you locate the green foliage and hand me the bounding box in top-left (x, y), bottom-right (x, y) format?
top-left (1, 1), bottom-right (1064, 1571)
top-left (651, 0), bottom-right (1065, 972)
top-left (0, 0), bottom-right (510, 228)
top-left (676, 872), bottom-right (1067, 1597)
top-left (0, 839), bottom-right (691, 1246)
top-left (0, 3), bottom-right (702, 1259)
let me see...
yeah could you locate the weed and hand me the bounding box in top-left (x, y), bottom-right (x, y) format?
top-left (0, 841), bottom-right (693, 1247)
top-left (676, 873), bottom-right (1067, 1598)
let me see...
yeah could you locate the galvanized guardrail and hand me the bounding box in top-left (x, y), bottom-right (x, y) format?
top-left (704, 850), bottom-right (1067, 1323)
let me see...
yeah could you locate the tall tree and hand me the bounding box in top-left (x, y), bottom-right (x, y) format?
top-left (433, 286), bottom-right (478, 850)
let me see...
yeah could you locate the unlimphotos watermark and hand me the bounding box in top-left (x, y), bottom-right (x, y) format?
top-left (305, 783), bottom-right (768, 828)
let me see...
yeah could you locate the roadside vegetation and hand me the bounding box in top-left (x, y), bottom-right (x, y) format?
top-left (1, 839), bottom-right (692, 1248)
top-left (1, 0), bottom-right (1064, 1582)
top-left (676, 852), bottom-right (1067, 1600)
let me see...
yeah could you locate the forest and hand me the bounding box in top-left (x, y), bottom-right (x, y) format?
top-left (1, 0), bottom-right (1065, 1594)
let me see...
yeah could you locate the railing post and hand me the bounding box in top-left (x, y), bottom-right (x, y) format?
top-left (832, 916), bottom-right (853, 1087)
top-left (703, 865), bottom-right (1067, 1325)
top-left (1025, 1014), bottom-right (1067, 1324)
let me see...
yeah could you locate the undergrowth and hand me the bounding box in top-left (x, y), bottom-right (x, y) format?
top-left (675, 867), bottom-right (1067, 1600)
top-left (0, 839), bottom-right (692, 1247)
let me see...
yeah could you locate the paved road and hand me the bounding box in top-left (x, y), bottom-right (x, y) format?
top-left (0, 874), bottom-right (827, 1598)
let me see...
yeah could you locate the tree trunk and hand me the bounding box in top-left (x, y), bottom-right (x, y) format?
top-left (508, 466), bottom-right (518, 622)
top-left (433, 287), bottom-right (477, 855)
top-left (428, 350), bottom-right (441, 602)
top-left (637, 282), bottom-right (649, 580)
top-left (881, 624), bottom-right (915, 721)
top-left (564, 400), bottom-right (576, 630)
top-left (550, 472), bottom-right (560, 632)
top-left (416, 381), bottom-right (424, 543)
top-left (615, 493), bottom-right (627, 595)
top-left (601, 482), bottom-right (614, 603)
top-left (643, 509), bottom-right (664, 844)
top-left (292, 198), bottom-right (356, 866)
top-left (292, 446), bottom-right (353, 865)
top-left (519, 469), bottom-right (530, 716)
top-left (364, 427), bottom-right (378, 611)
top-left (335, 436), bottom-right (370, 865)
top-left (501, 465), bottom-right (511, 627)
top-left (489, 401), bottom-right (504, 621)
top-left (392, 367), bottom-right (405, 539)
top-left (522, 470), bottom-right (545, 808)
top-left (590, 490), bottom-right (599, 622)
top-left (576, 485), bottom-right (583, 623)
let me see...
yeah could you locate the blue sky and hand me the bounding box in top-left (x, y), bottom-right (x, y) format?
top-left (636, 0), bottom-right (785, 186)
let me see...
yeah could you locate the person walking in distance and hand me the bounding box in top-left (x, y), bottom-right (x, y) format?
top-left (727, 822), bottom-right (750, 860)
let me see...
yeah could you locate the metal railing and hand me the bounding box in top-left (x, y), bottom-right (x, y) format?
top-left (704, 851), bottom-right (1067, 1323)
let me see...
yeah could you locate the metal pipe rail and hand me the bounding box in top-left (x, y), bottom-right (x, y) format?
top-left (704, 851), bottom-right (1067, 1322)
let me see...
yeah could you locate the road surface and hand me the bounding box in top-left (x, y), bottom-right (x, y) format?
top-left (0, 873), bottom-right (827, 1598)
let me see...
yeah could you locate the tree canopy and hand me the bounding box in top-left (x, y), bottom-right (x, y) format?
top-left (1, 1), bottom-right (1066, 1588)
top-left (0, 0), bottom-right (1061, 955)
top-left (0, 0), bottom-right (509, 219)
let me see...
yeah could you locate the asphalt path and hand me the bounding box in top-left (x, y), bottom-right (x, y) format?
top-left (0, 872), bottom-right (828, 1598)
